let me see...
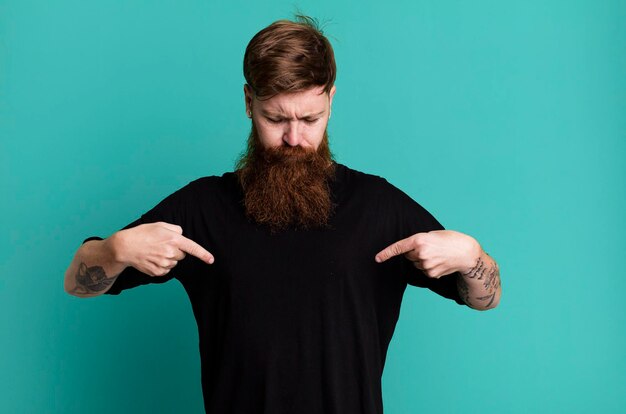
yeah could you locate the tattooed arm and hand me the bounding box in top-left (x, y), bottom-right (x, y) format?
top-left (456, 249), bottom-right (502, 311)
top-left (64, 223), bottom-right (214, 298)
top-left (375, 230), bottom-right (502, 310)
top-left (64, 235), bottom-right (128, 298)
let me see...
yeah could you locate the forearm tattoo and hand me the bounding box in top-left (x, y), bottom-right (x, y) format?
top-left (70, 262), bottom-right (117, 295)
top-left (457, 253), bottom-right (501, 308)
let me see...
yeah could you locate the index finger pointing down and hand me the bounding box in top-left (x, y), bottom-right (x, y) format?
top-left (176, 235), bottom-right (215, 265)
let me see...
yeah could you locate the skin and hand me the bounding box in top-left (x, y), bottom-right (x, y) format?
top-left (375, 231), bottom-right (502, 310)
top-left (244, 84), bottom-right (335, 149)
top-left (241, 82), bottom-right (501, 311)
top-left (67, 83), bottom-right (502, 309)
top-left (65, 222), bottom-right (213, 297)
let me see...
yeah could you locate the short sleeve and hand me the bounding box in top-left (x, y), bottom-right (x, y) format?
top-left (386, 182), bottom-right (466, 306)
top-left (82, 186), bottom-right (190, 295)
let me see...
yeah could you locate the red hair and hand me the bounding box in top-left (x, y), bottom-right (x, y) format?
top-left (243, 15), bottom-right (337, 100)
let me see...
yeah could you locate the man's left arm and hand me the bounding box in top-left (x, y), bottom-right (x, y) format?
top-left (375, 230), bottom-right (502, 311)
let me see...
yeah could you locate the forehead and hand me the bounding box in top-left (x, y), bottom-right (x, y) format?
top-left (256, 86), bottom-right (328, 114)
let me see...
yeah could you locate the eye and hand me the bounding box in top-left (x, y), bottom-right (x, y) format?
top-left (304, 118), bottom-right (320, 124)
top-left (267, 118), bottom-right (282, 124)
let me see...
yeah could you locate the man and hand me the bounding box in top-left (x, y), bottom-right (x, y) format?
top-left (65, 15), bottom-right (501, 414)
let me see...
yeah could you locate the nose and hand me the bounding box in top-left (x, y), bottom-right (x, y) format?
top-left (282, 121), bottom-right (302, 147)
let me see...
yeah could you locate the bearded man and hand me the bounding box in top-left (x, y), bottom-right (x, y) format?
top-left (64, 15), bottom-right (502, 414)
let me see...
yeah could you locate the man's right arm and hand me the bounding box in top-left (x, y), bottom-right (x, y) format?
top-left (64, 233), bottom-right (128, 298)
top-left (64, 222), bottom-right (215, 298)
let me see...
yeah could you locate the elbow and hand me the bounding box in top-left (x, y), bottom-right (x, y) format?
top-left (64, 287), bottom-right (96, 299)
top-left (467, 287), bottom-right (502, 311)
top-left (63, 271), bottom-right (75, 296)
top-left (64, 282), bottom-right (83, 298)
top-left (63, 269), bottom-right (91, 298)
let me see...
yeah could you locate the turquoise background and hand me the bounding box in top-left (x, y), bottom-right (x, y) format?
top-left (1, 0), bottom-right (624, 412)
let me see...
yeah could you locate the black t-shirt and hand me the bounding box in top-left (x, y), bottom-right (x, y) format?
top-left (84, 162), bottom-right (465, 413)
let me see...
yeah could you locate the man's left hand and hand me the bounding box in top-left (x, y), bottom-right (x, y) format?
top-left (375, 230), bottom-right (482, 278)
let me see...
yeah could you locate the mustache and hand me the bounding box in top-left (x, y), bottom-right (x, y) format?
top-left (234, 123), bottom-right (335, 231)
top-left (258, 144), bottom-right (324, 166)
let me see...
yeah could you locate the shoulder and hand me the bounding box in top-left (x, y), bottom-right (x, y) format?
top-left (176, 171), bottom-right (239, 195)
top-left (334, 162), bottom-right (406, 199)
top-left (334, 162), bottom-right (392, 189)
top-left (186, 170), bottom-right (235, 186)
top-left (336, 162), bottom-right (444, 231)
top-left (143, 173), bottom-right (238, 213)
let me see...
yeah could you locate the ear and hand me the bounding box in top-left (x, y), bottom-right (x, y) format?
top-left (327, 85), bottom-right (336, 118)
top-left (243, 84), bottom-right (254, 113)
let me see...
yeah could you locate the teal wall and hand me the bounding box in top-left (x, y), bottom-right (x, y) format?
top-left (1, 0), bottom-right (624, 412)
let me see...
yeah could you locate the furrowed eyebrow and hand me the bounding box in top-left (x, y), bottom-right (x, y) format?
top-left (261, 110), bottom-right (325, 120)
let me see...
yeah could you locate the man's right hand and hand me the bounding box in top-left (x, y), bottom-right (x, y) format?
top-left (113, 221), bottom-right (214, 277)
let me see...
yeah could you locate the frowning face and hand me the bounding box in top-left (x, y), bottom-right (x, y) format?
top-left (243, 84), bottom-right (336, 150)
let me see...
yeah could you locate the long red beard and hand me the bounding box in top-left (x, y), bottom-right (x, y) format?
top-left (235, 122), bottom-right (336, 231)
